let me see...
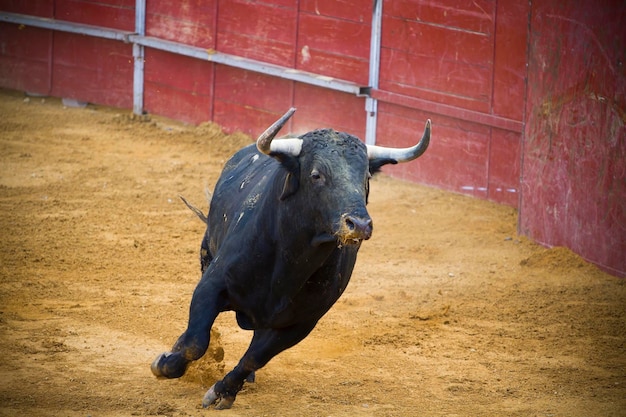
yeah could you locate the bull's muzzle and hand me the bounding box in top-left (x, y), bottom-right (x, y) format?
top-left (338, 214), bottom-right (373, 244)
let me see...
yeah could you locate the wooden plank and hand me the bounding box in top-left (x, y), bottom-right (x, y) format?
top-left (488, 128), bottom-right (520, 206)
top-left (492, 0), bottom-right (528, 121)
top-left (146, 0), bottom-right (217, 49)
top-left (144, 48), bottom-right (213, 98)
top-left (370, 88), bottom-right (523, 133)
top-left (0, 55), bottom-right (50, 94)
top-left (0, 0), bottom-right (54, 17)
top-left (147, 0), bottom-right (216, 19)
top-left (145, 83), bottom-right (212, 125)
top-left (385, 0), bottom-right (495, 35)
top-left (0, 22), bottom-right (51, 57)
top-left (293, 83), bottom-right (365, 137)
top-left (375, 95), bottom-right (520, 206)
top-left (214, 66), bottom-right (293, 115)
top-left (51, 33), bottom-right (132, 107)
top-left (213, 80), bottom-right (365, 138)
top-left (381, 15), bottom-right (493, 66)
top-left (217, 0), bottom-right (297, 65)
top-left (260, 0), bottom-right (296, 7)
top-left (143, 49), bottom-right (214, 124)
top-left (299, 0), bottom-right (371, 23)
top-left (55, 0), bottom-right (134, 31)
top-left (217, 0), bottom-right (297, 43)
top-left (296, 47), bottom-right (368, 85)
top-left (379, 1), bottom-right (495, 114)
top-left (377, 102), bottom-right (490, 198)
top-left (298, 13), bottom-right (370, 60)
top-left (211, 65), bottom-right (295, 135)
top-left (0, 24), bottom-right (51, 94)
top-left (296, 13), bottom-right (369, 82)
top-left (378, 48), bottom-right (492, 113)
top-left (212, 100), bottom-right (293, 137)
top-left (217, 31), bottom-right (296, 66)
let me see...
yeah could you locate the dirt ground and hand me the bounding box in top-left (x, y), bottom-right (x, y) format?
top-left (0, 88), bottom-right (624, 417)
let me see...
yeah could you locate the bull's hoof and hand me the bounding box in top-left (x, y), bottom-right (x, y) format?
top-left (202, 384), bottom-right (235, 410)
top-left (150, 353), bottom-right (167, 378)
top-left (150, 352), bottom-right (188, 379)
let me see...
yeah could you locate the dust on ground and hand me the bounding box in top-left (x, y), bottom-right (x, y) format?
top-left (0, 89), bottom-right (624, 416)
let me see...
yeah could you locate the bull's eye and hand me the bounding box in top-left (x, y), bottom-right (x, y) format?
top-left (310, 169), bottom-right (325, 184)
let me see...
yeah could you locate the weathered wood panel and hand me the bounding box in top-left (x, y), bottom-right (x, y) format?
top-left (296, 12), bottom-right (370, 84)
top-left (492, 0), bottom-right (529, 122)
top-left (217, 0), bottom-right (297, 65)
top-left (379, 47), bottom-right (492, 113)
top-left (488, 128), bottom-right (520, 206)
top-left (521, 0), bottom-right (626, 277)
top-left (376, 0), bottom-right (523, 206)
top-left (0, 0), bottom-right (53, 16)
top-left (144, 49), bottom-right (213, 124)
top-left (299, 0), bottom-right (369, 23)
top-left (55, 0), bottom-right (134, 30)
top-left (0, 2), bottom-right (52, 94)
top-left (385, 0), bottom-right (494, 34)
top-left (380, 0), bottom-right (495, 113)
top-left (51, 33), bottom-right (132, 108)
top-left (0, 24), bottom-right (51, 95)
top-left (376, 103), bottom-right (490, 199)
top-left (213, 66), bottom-right (294, 135)
top-left (146, 0), bottom-right (217, 49)
top-left (293, 83), bottom-right (366, 138)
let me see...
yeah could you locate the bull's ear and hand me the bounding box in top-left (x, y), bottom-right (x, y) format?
top-left (368, 158), bottom-right (397, 176)
top-left (280, 172), bottom-right (299, 200)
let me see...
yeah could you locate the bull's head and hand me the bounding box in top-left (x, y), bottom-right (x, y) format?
top-left (257, 108), bottom-right (431, 247)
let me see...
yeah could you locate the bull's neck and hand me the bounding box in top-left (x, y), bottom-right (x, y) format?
top-left (275, 197), bottom-right (337, 255)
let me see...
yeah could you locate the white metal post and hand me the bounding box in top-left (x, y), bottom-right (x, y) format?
top-left (133, 0), bottom-right (146, 115)
top-left (365, 0), bottom-right (383, 145)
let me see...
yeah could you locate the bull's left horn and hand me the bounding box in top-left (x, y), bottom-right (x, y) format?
top-left (367, 119), bottom-right (431, 162)
top-left (256, 108), bottom-right (302, 156)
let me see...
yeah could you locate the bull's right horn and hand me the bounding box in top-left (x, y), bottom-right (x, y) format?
top-left (367, 119), bottom-right (431, 162)
top-left (256, 108), bottom-right (303, 157)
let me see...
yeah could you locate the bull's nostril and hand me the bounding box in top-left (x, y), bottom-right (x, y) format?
top-left (344, 215), bottom-right (373, 240)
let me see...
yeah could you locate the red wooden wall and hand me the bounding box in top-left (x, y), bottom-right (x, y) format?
top-left (374, 0), bottom-right (527, 206)
top-left (1, 1), bottom-right (624, 276)
top-left (143, 0), bottom-right (369, 136)
top-left (0, 0), bottom-right (134, 108)
top-left (521, 0), bottom-right (625, 277)
top-left (1, 0), bottom-right (522, 201)
top-left (142, 0), bottom-right (527, 206)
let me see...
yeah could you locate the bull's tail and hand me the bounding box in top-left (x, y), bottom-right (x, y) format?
top-left (179, 194), bottom-right (208, 224)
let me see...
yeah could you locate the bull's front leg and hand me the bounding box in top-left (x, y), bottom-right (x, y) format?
top-left (151, 268), bottom-right (228, 379)
top-left (202, 320), bottom-right (318, 409)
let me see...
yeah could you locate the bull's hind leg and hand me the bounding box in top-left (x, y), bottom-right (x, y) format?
top-left (202, 320), bottom-right (318, 409)
top-left (151, 269), bottom-right (228, 379)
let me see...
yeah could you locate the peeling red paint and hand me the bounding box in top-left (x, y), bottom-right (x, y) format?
top-left (521, 0), bottom-right (626, 277)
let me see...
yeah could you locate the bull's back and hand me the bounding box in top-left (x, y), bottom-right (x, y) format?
top-left (206, 145), bottom-right (280, 255)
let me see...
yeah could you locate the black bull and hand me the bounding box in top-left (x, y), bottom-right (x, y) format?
top-left (151, 108), bottom-right (431, 409)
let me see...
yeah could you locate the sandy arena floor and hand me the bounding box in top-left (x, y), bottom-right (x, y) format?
top-left (0, 88), bottom-right (624, 416)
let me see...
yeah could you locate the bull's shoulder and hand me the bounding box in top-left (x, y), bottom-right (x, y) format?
top-left (221, 144), bottom-right (259, 173)
top-left (217, 145), bottom-right (281, 189)
top-left (210, 144), bottom-right (282, 222)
